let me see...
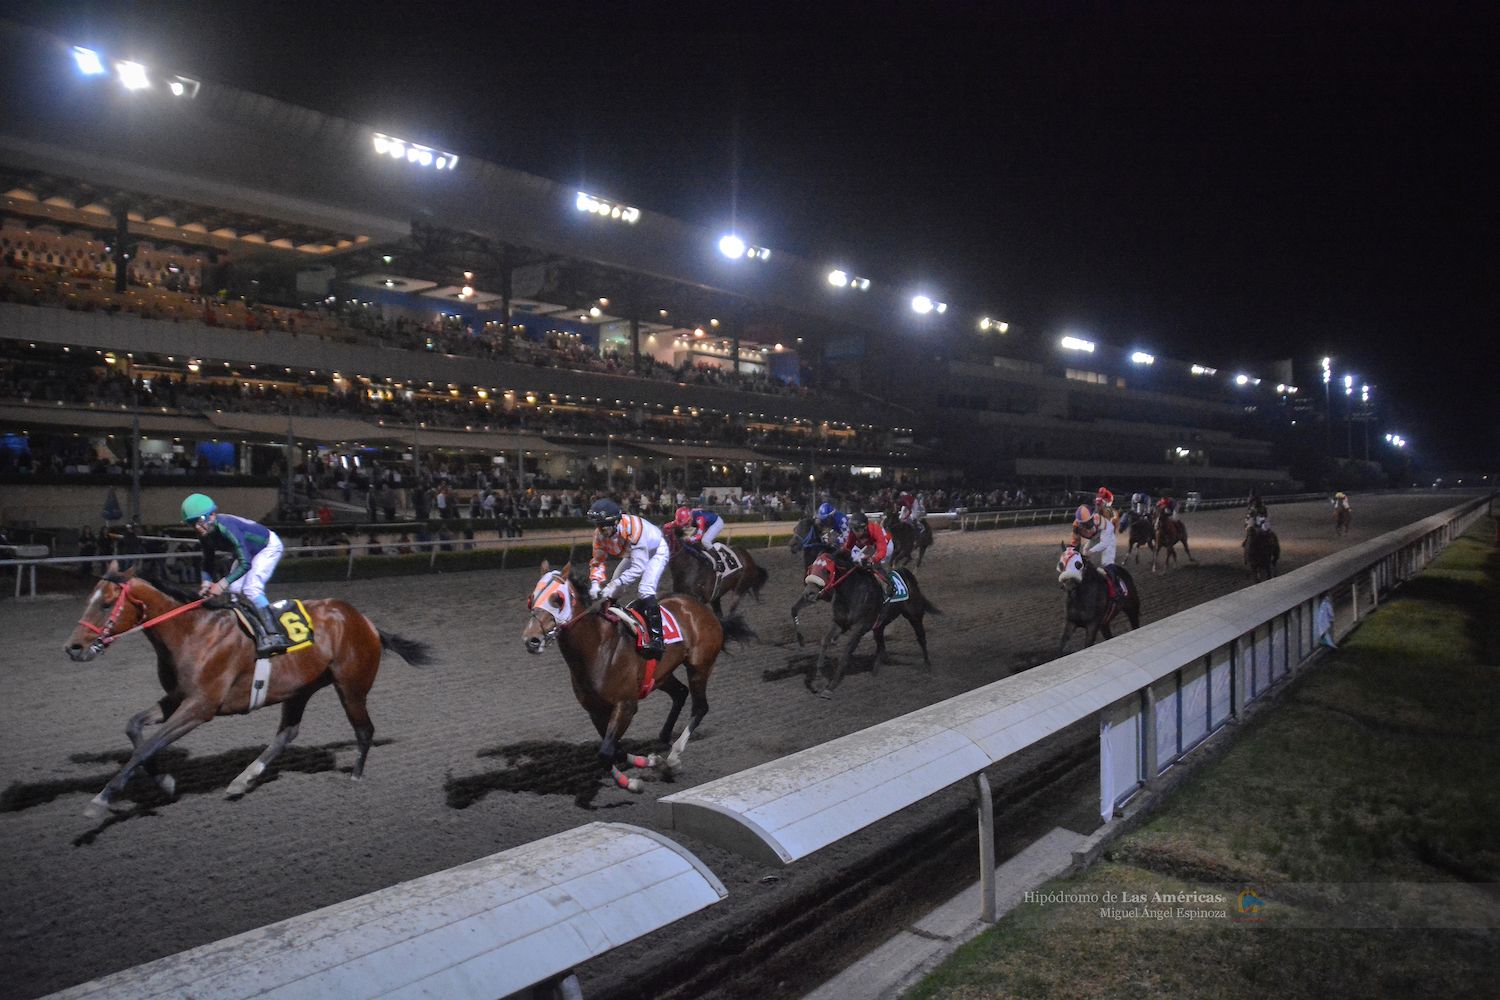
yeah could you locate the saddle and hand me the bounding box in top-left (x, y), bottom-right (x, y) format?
top-left (604, 604), bottom-right (683, 649)
top-left (229, 597), bottom-right (315, 654)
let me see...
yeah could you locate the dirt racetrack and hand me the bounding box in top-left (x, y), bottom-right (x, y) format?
top-left (0, 493), bottom-right (1467, 999)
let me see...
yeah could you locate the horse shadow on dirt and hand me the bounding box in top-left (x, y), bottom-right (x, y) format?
top-left (445, 736), bottom-right (694, 811)
top-left (1, 740), bottom-right (393, 843)
top-left (762, 649), bottom-right (887, 689)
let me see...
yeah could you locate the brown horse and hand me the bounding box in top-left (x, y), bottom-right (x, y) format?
top-left (664, 527), bottom-right (769, 616)
top-left (63, 567), bottom-right (431, 819)
top-left (1335, 504), bottom-right (1352, 536)
top-left (522, 562), bottom-right (753, 792)
top-left (1150, 512), bottom-right (1194, 572)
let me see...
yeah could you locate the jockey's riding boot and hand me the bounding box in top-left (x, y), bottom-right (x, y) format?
top-left (253, 602), bottom-right (290, 657)
top-left (877, 567), bottom-right (895, 599)
top-left (631, 597), bottom-right (665, 659)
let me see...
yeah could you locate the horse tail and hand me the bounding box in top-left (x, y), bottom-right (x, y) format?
top-left (750, 564), bottom-right (769, 596)
top-left (899, 571), bottom-right (942, 614)
top-left (378, 629), bottom-right (434, 666)
top-left (716, 612), bottom-right (758, 645)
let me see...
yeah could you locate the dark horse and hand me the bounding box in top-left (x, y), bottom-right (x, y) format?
top-left (1119, 509), bottom-right (1154, 565)
top-left (63, 566), bottom-right (431, 819)
top-left (1335, 505), bottom-right (1352, 536)
top-left (1245, 523), bottom-right (1280, 582)
top-left (1057, 545), bottom-right (1141, 651)
top-left (664, 526), bottom-right (768, 616)
top-left (792, 551), bottom-right (940, 698)
top-left (884, 512), bottom-right (934, 568)
top-left (522, 562), bottom-right (753, 791)
top-left (1150, 512), bottom-right (1194, 572)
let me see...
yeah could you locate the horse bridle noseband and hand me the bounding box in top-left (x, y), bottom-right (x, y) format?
top-left (77, 579), bottom-right (204, 654)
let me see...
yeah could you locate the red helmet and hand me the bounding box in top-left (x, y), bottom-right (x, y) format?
top-left (674, 506), bottom-right (693, 527)
top-left (1095, 488), bottom-right (1114, 505)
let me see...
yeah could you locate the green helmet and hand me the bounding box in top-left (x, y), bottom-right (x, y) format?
top-left (181, 493), bottom-right (217, 523)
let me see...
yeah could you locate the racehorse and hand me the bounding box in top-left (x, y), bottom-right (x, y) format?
top-left (1335, 505), bottom-right (1352, 536)
top-left (62, 566), bottom-right (431, 819)
top-left (793, 551), bottom-right (940, 698)
top-left (1150, 512), bottom-right (1194, 572)
top-left (1119, 510), bottom-right (1154, 565)
top-left (790, 516), bottom-right (833, 569)
top-left (522, 562), bottom-right (752, 792)
top-left (1057, 545), bottom-right (1141, 651)
top-left (884, 511), bottom-right (934, 568)
top-left (664, 526), bottom-right (768, 617)
top-left (1245, 523), bottom-right (1280, 582)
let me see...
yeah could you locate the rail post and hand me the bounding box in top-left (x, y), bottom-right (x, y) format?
top-left (1141, 684), bottom-right (1160, 790)
top-left (975, 772), bottom-right (996, 923)
top-left (347, 546), bottom-right (356, 581)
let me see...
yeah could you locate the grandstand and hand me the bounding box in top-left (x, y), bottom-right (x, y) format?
top-left (0, 20), bottom-right (1300, 528)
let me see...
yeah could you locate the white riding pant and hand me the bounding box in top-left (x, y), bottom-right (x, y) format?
top-left (698, 519), bottom-right (724, 549)
top-left (226, 531), bottom-right (283, 604)
top-left (613, 538), bottom-right (670, 599)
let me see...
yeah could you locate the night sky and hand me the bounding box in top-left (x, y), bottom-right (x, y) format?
top-left (6, 1), bottom-right (1497, 468)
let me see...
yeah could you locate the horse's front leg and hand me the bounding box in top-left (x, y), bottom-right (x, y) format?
top-left (813, 623), bottom-right (843, 696)
top-left (600, 699), bottom-right (642, 792)
top-left (831, 623), bottom-right (869, 691)
top-left (791, 594), bottom-right (814, 646)
top-left (87, 700), bottom-right (212, 819)
top-left (125, 700), bottom-right (177, 798)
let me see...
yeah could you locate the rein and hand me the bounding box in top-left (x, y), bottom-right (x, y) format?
top-left (78, 579), bottom-right (205, 650)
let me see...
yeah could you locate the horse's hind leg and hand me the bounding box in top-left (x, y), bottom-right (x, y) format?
top-left (871, 621), bottom-right (888, 674)
top-left (228, 685), bottom-right (318, 797)
top-left (908, 610), bottom-right (932, 668)
top-left (330, 674), bottom-right (376, 780)
top-left (666, 664), bottom-right (712, 771)
top-left (654, 673), bottom-right (689, 745)
top-left (87, 701), bottom-right (210, 819)
top-left (126, 700), bottom-right (177, 797)
top-left (813, 623), bottom-right (843, 694)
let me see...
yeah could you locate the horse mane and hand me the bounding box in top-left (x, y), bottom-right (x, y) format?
top-left (104, 568), bottom-right (199, 604)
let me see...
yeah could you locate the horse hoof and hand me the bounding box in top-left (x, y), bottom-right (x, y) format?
top-left (643, 753), bottom-right (664, 769)
top-left (818, 688), bottom-right (833, 701)
top-left (156, 775), bottom-right (176, 798)
top-left (83, 796), bottom-right (110, 820)
top-left (226, 780), bottom-right (249, 799)
top-left (626, 778), bottom-right (643, 793)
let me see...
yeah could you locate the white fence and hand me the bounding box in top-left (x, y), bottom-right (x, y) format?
top-left (657, 494), bottom-right (1492, 899)
top-left (952, 491), bottom-right (1330, 531)
top-left (46, 823), bottom-right (726, 1000)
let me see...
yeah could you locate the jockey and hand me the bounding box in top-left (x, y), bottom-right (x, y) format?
top-left (1131, 492), bottom-right (1149, 517)
top-left (1156, 496), bottom-right (1181, 521)
top-left (182, 492), bottom-right (287, 656)
top-left (673, 506), bottom-right (724, 556)
top-left (1072, 498), bottom-right (1125, 596)
top-left (814, 502), bottom-right (851, 547)
top-left (1332, 491), bottom-right (1351, 511)
top-left (1244, 494), bottom-right (1271, 543)
top-left (897, 492), bottom-right (916, 522)
top-left (841, 511), bottom-right (895, 597)
top-left (588, 499), bottom-right (668, 658)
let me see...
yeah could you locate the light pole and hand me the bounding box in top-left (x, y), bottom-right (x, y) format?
top-left (1343, 375), bottom-right (1354, 458)
top-left (1321, 357), bottom-right (1332, 457)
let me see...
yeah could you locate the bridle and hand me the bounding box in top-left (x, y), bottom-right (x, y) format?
top-left (77, 578), bottom-right (204, 654)
top-left (526, 571), bottom-right (586, 650)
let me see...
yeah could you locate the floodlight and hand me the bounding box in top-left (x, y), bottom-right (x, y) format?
top-left (911, 295), bottom-right (934, 314)
top-left (718, 234), bottom-right (746, 259)
top-left (1235, 374), bottom-right (1250, 385)
top-left (590, 306), bottom-right (602, 317)
top-left (116, 61), bottom-right (150, 90)
top-left (980, 317), bottom-right (1009, 332)
top-left (73, 47), bottom-right (105, 75)
top-left (1060, 336), bottom-right (1094, 352)
top-left (935, 302), bottom-right (947, 313)
top-left (1191, 364), bottom-right (1216, 375)
top-left (168, 75), bottom-right (200, 98)
top-left (1131, 352), bottom-right (1154, 364)
top-left (828, 269), bottom-right (848, 287)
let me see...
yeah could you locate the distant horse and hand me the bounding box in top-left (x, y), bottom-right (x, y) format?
top-left (790, 516), bottom-right (833, 567)
top-left (1057, 545), bottom-right (1140, 651)
top-left (793, 551), bottom-right (940, 697)
top-left (62, 566), bottom-right (431, 819)
top-left (1335, 505), bottom-right (1352, 536)
top-left (664, 526), bottom-right (768, 617)
top-left (1245, 523), bottom-right (1280, 582)
top-left (1150, 512), bottom-right (1194, 572)
top-left (522, 562), bottom-right (752, 791)
top-left (1119, 510), bottom-right (1154, 565)
top-left (884, 512), bottom-right (934, 568)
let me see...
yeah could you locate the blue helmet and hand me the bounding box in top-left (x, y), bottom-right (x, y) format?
top-left (816, 502), bottom-right (836, 522)
top-left (588, 499), bottom-right (622, 526)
